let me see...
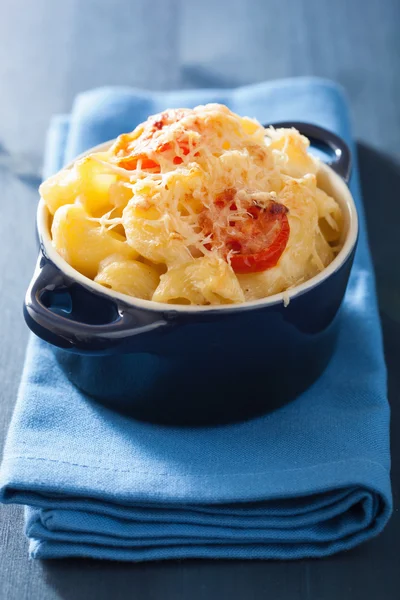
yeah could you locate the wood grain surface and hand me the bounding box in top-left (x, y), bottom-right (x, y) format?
top-left (0, 1), bottom-right (399, 598)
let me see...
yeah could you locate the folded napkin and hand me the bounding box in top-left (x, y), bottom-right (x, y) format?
top-left (0, 77), bottom-right (392, 561)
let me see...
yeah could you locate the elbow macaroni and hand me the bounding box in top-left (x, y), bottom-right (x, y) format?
top-left (51, 204), bottom-right (137, 279)
top-left (95, 255), bottom-right (160, 300)
top-left (40, 104), bottom-right (344, 306)
top-left (153, 257), bottom-right (245, 305)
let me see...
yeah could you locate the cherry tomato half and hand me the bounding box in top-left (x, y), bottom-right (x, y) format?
top-left (203, 190), bottom-right (290, 274)
top-left (115, 109), bottom-right (194, 171)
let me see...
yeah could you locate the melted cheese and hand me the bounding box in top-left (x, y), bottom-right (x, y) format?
top-left (40, 104), bottom-right (344, 305)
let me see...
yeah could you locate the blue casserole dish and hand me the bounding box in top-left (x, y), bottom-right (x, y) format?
top-left (24, 123), bottom-right (357, 425)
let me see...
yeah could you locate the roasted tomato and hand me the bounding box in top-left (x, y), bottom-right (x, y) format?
top-left (113, 109), bottom-right (195, 171)
top-left (202, 189), bottom-right (290, 274)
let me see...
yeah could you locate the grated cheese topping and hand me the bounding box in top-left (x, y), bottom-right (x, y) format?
top-left (40, 104), bottom-right (344, 305)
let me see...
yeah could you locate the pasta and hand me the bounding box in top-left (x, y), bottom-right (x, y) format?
top-left (51, 204), bottom-right (137, 279)
top-left (152, 256), bottom-right (245, 305)
top-left (40, 104), bottom-right (344, 305)
top-left (95, 255), bottom-right (160, 300)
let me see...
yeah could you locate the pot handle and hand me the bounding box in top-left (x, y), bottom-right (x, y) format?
top-left (265, 121), bottom-right (352, 183)
top-left (24, 256), bottom-right (170, 354)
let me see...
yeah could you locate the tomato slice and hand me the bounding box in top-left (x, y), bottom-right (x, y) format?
top-left (147, 109), bottom-right (191, 134)
top-left (117, 154), bottom-right (160, 171)
top-left (229, 208), bottom-right (290, 273)
top-left (202, 191), bottom-right (290, 274)
top-left (115, 110), bottom-right (195, 171)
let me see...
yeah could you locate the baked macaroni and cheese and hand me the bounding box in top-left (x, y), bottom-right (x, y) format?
top-left (40, 104), bottom-right (343, 305)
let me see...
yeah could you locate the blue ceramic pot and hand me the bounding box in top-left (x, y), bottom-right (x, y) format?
top-left (24, 123), bottom-right (357, 425)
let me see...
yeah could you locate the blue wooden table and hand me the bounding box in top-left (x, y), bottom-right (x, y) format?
top-left (1, 1), bottom-right (399, 598)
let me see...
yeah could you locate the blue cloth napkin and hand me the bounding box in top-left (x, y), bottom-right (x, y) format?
top-left (0, 77), bottom-right (392, 561)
